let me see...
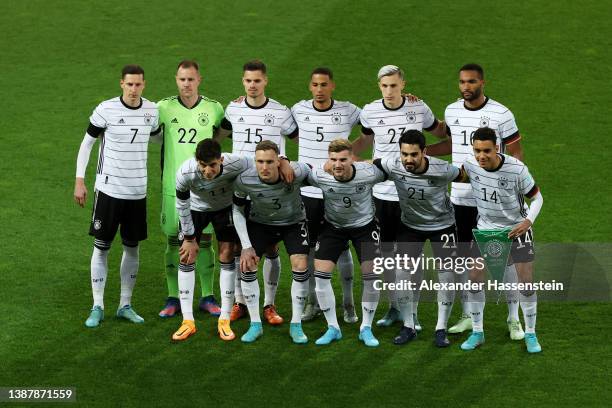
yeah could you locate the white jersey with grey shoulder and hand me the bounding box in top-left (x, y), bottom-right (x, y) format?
top-left (377, 156), bottom-right (458, 231)
top-left (463, 154), bottom-right (538, 229)
top-left (360, 97), bottom-right (437, 202)
top-left (307, 162), bottom-right (386, 229)
top-left (225, 97), bottom-right (297, 158)
top-left (233, 162), bottom-right (309, 226)
top-left (88, 97), bottom-right (159, 200)
top-left (292, 99), bottom-right (361, 199)
top-left (445, 97), bottom-right (520, 207)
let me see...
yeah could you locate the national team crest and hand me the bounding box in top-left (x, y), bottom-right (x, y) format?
top-left (406, 111), bottom-right (416, 123)
top-left (331, 112), bottom-right (342, 125)
top-left (93, 219), bottom-right (102, 230)
top-left (480, 116), bottom-right (490, 127)
top-left (264, 114), bottom-right (275, 126)
top-left (356, 184), bottom-right (366, 193)
top-left (284, 184), bottom-right (294, 192)
top-left (144, 113), bottom-right (152, 125)
top-left (428, 179), bottom-right (435, 185)
top-left (498, 176), bottom-right (509, 188)
top-left (198, 112), bottom-right (210, 126)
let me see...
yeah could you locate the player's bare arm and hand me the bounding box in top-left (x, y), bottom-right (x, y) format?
top-left (278, 156), bottom-right (295, 183)
top-left (505, 138), bottom-right (524, 161)
top-left (425, 137), bottom-right (452, 156)
top-left (351, 131), bottom-right (374, 158)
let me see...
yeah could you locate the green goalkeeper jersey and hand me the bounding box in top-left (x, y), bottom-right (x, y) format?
top-left (158, 95), bottom-right (224, 196)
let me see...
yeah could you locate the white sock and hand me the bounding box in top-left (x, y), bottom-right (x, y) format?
top-left (337, 248), bottom-right (355, 307)
top-left (219, 261), bottom-right (236, 320)
top-left (504, 264), bottom-right (520, 321)
top-left (468, 290), bottom-right (485, 332)
top-left (119, 244), bottom-right (139, 307)
top-left (307, 248), bottom-right (317, 303)
top-left (520, 291), bottom-right (537, 334)
top-left (436, 271), bottom-right (455, 330)
top-left (361, 273), bottom-right (380, 330)
top-left (459, 269), bottom-right (470, 316)
top-left (291, 270), bottom-right (309, 323)
top-left (315, 272), bottom-right (338, 329)
top-left (234, 255), bottom-right (245, 304)
top-left (396, 268), bottom-right (414, 328)
top-left (263, 255), bottom-right (281, 306)
top-left (91, 240), bottom-right (110, 309)
top-left (383, 265), bottom-right (398, 309)
top-left (411, 264), bottom-right (423, 320)
top-left (241, 270), bottom-right (261, 323)
top-left (178, 264), bottom-right (195, 321)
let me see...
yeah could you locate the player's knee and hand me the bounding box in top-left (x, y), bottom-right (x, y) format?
top-left (122, 239), bottom-right (138, 248)
top-left (94, 239), bottom-right (111, 251)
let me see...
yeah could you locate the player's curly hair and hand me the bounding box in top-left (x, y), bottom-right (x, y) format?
top-left (196, 139), bottom-right (222, 162)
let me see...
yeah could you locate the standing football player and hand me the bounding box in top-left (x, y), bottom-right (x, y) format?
top-left (308, 140), bottom-right (386, 347)
top-left (232, 141), bottom-right (310, 344)
top-left (217, 60), bottom-right (299, 325)
top-left (352, 65), bottom-right (446, 330)
top-left (157, 60), bottom-right (225, 319)
top-left (427, 64), bottom-right (526, 340)
top-left (74, 65), bottom-right (160, 327)
top-left (374, 130), bottom-right (462, 347)
top-left (458, 127), bottom-right (543, 353)
top-left (291, 67), bottom-right (361, 323)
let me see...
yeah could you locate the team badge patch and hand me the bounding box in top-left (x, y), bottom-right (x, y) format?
top-left (406, 111), bottom-right (416, 123)
top-left (498, 176), bottom-right (509, 188)
top-left (479, 116), bottom-right (490, 127)
top-left (356, 184), bottom-right (366, 193)
top-left (264, 114), bottom-right (275, 126)
top-left (144, 113), bottom-right (152, 125)
top-left (331, 112), bottom-right (342, 124)
top-left (485, 239), bottom-right (503, 258)
top-left (93, 219), bottom-right (102, 230)
top-left (198, 113), bottom-right (210, 126)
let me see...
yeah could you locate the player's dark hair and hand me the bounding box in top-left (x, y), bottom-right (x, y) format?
top-left (472, 127), bottom-right (497, 144)
top-left (328, 139), bottom-right (352, 154)
top-left (398, 129), bottom-right (426, 150)
top-left (121, 64), bottom-right (145, 79)
top-left (177, 60), bottom-right (199, 71)
top-left (243, 59), bottom-right (267, 74)
top-left (311, 67), bottom-right (333, 80)
top-left (255, 140), bottom-right (279, 154)
top-left (459, 63), bottom-right (484, 79)
top-left (195, 139), bottom-right (222, 162)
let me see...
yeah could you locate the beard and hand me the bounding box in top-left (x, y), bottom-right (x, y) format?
top-left (462, 86), bottom-right (482, 101)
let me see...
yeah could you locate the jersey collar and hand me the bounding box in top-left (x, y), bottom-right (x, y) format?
top-left (382, 96), bottom-right (406, 111)
top-left (312, 99), bottom-right (334, 112)
top-left (178, 95), bottom-right (202, 110)
top-left (245, 97), bottom-right (269, 110)
top-left (120, 96), bottom-right (142, 110)
top-left (484, 153), bottom-right (505, 172)
top-left (463, 96), bottom-right (489, 111)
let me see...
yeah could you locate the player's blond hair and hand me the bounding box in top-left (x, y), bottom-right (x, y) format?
top-left (328, 139), bottom-right (352, 154)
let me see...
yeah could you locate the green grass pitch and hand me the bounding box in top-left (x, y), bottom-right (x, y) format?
top-left (1, 0), bottom-right (611, 406)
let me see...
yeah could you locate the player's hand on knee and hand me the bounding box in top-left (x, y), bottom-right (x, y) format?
top-left (240, 247), bottom-right (259, 272)
top-left (509, 220), bottom-right (532, 239)
top-left (179, 240), bottom-right (199, 264)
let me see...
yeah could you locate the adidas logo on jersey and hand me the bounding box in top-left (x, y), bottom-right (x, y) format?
top-left (304, 116), bottom-right (310, 122)
top-left (475, 176), bottom-right (480, 181)
top-left (454, 119), bottom-right (460, 125)
top-left (118, 118), bottom-right (125, 124)
top-left (328, 188), bottom-right (335, 192)
top-left (257, 193), bottom-right (264, 197)
top-left (171, 118), bottom-right (178, 124)
top-left (378, 119), bottom-right (385, 125)
top-left (238, 117), bottom-right (245, 122)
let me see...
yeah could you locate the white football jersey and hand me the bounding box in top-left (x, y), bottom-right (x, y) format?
top-left (360, 97), bottom-right (437, 201)
top-left (463, 154), bottom-right (538, 229)
top-left (224, 97), bottom-right (297, 157)
top-left (445, 97), bottom-right (520, 206)
top-left (88, 96), bottom-right (159, 200)
top-left (292, 99), bottom-right (361, 199)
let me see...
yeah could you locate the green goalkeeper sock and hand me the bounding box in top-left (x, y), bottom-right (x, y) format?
top-left (197, 239), bottom-right (216, 297)
top-left (165, 237), bottom-right (180, 298)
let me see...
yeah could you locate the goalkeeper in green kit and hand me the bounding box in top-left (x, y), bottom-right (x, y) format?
top-left (158, 60), bottom-right (225, 317)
